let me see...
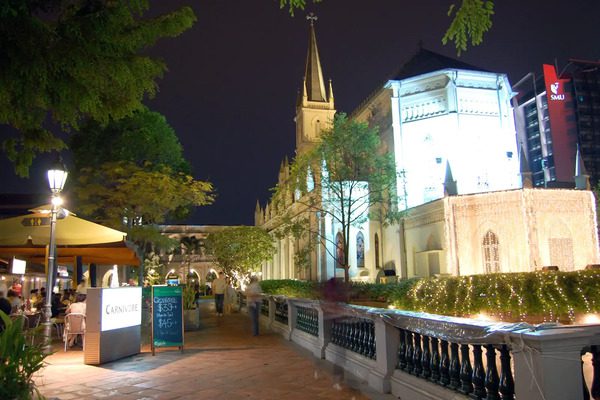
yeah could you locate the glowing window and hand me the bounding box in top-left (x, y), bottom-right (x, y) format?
top-left (356, 232), bottom-right (365, 268)
top-left (482, 231), bottom-right (500, 273)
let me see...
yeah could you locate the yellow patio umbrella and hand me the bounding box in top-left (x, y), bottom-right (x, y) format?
top-left (0, 208), bottom-right (140, 266)
top-left (0, 210), bottom-right (126, 246)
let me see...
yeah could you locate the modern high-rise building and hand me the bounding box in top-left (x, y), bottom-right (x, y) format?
top-left (512, 60), bottom-right (600, 187)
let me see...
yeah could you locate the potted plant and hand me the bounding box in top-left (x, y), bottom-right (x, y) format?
top-left (0, 311), bottom-right (48, 400)
top-left (182, 285), bottom-right (200, 331)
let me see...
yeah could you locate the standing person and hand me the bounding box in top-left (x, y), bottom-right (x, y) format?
top-left (212, 271), bottom-right (227, 316)
top-left (244, 276), bottom-right (262, 336)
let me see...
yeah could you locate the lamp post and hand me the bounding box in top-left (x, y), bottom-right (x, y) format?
top-left (41, 160), bottom-right (68, 354)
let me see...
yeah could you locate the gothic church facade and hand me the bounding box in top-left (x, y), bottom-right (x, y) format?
top-left (255, 23), bottom-right (600, 282)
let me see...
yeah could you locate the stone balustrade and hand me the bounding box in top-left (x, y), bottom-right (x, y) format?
top-left (249, 295), bottom-right (600, 400)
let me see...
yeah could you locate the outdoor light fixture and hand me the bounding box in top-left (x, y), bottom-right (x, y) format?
top-left (47, 159), bottom-right (68, 193)
top-left (42, 157), bottom-right (68, 354)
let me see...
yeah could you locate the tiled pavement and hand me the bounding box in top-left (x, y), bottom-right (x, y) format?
top-left (36, 300), bottom-right (398, 400)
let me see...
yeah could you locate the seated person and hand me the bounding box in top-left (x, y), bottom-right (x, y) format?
top-left (29, 289), bottom-right (39, 306)
top-left (7, 289), bottom-right (22, 313)
top-left (51, 293), bottom-right (64, 318)
top-left (65, 294), bottom-right (86, 347)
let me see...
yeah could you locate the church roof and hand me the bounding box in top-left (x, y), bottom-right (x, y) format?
top-left (352, 47), bottom-right (487, 117)
top-left (389, 48), bottom-right (486, 81)
top-left (304, 22), bottom-right (327, 102)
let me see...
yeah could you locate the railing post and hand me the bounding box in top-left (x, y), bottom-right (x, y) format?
top-left (368, 318), bottom-right (398, 393)
top-left (316, 303), bottom-right (331, 359)
top-left (288, 300), bottom-right (297, 338)
top-left (509, 326), bottom-right (600, 400)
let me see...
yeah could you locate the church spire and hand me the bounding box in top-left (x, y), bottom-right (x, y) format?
top-left (574, 145), bottom-right (591, 190)
top-left (304, 13), bottom-right (327, 103)
top-left (443, 160), bottom-right (457, 196)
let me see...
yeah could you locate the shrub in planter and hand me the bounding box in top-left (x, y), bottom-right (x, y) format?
top-left (0, 311), bottom-right (48, 400)
top-left (182, 285), bottom-right (200, 331)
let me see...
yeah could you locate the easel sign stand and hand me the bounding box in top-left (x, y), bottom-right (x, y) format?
top-left (151, 285), bottom-right (184, 355)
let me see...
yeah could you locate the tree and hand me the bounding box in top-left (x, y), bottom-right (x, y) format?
top-left (143, 252), bottom-right (166, 286)
top-left (180, 236), bottom-right (202, 284)
top-left (204, 226), bottom-right (276, 287)
top-left (74, 161), bottom-right (214, 229)
top-left (281, 0), bottom-right (494, 55)
top-left (272, 113), bottom-right (398, 282)
top-left (70, 106), bottom-right (214, 243)
top-left (70, 106), bottom-right (191, 174)
top-left (0, 0), bottom-right (196, 176)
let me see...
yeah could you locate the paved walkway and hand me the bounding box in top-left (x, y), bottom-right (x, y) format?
top-left (37, 300), bottom-right (398, 400)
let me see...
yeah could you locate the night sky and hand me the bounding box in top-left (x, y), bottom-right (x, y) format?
top-left (2, 0), bottom-right (600, 226)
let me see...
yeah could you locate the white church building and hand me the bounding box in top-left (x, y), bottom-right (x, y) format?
top-left (255, 22), bottom-right (600, 282)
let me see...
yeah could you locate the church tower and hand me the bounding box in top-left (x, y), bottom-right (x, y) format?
top-left (295, 14), bottom-right (336, 154)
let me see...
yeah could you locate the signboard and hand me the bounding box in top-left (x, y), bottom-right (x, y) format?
top-left (11, 258), bottom-right (26, 274)
top-left (151, 285), bottom-right (184, 354)
top-left (101, 287), bottom-right (142, 332)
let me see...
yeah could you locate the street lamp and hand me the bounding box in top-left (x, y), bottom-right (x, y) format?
top-left (42, 159), bottom-right (68, 354)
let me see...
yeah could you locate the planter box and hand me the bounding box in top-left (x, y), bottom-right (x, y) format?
top-left (184, 309), bottom-right (200, 331)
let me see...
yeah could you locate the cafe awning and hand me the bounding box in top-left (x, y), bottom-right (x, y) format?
top-left (0, 211), bottom-right (126, 246)
top-left (0, 210), bottom-right (140, 266)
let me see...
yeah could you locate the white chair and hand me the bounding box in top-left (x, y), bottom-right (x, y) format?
top-left (63, 313), bottom-right (86, 351)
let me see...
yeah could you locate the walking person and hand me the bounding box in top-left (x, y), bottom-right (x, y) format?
top-left (212, 271), bottom-right (227, 316)
top-left (244, 276), bottom-right (262, 336)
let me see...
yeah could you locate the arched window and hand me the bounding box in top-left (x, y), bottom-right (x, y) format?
top-left (356, 232), bottom-right (365, 268)
top-left (374, 233), bottom-right (380, 268)
top-left (482, 230), bottom-right (500, 273)
top-left (336, 232), bottom-right (345, 268)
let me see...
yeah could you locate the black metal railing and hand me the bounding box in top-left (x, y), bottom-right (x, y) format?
top-left (274, 300), bottom-right (289, 325)
top-left (583, 345), bottom-right (600, 400)
top-left (331, 318), bottom-right (376, 360)
top-left (296, 306), bottom-right (319, 336)
top-left (397, 328), bottom-right (514, 399)
top-left (260, 298), bottom-right (269, 317)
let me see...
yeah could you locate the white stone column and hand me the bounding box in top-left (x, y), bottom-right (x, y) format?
top-left (509, 326), bottom-right (600, 400)
top-left (316, 304), bottom-right (331, 359)
top-left (368, 317), bottom-right (399, 393)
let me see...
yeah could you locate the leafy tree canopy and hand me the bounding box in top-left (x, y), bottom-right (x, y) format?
top-left (204, 226), bottom-right (275, 286)
top-left (69, 105), bottom-right (211, 253)
top-left (281, 0), bottom-right (494, 55)
top-left (70, 106), bottom-right (191, 174)
top-left (74, 161), bottom-right (214, 229)
top-left (0, 0), bottom-right (196, 176)
top-left (273, 113), bottom-right (398, 282)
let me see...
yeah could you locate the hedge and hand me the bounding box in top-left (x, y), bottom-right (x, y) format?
top-left (260, 270), bottom-right (600, 322)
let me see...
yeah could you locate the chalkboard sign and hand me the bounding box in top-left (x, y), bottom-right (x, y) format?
top-left (151, 285), bottom-right (184, 354)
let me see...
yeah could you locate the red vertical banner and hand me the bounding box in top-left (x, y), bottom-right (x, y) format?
top-left (543, 64), bottom-right (577, 183)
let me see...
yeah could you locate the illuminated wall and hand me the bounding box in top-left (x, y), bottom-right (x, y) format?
top-left (387, 70), bottom-right (521, 209)
top-left (401, 189), bottom-right (599, 278)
